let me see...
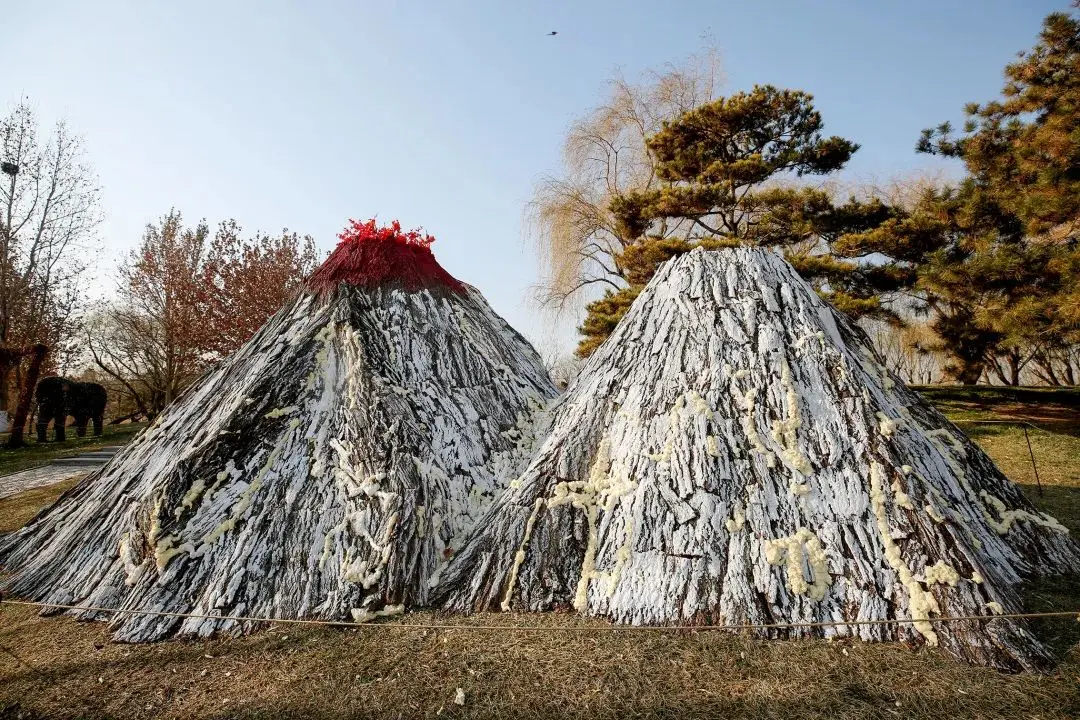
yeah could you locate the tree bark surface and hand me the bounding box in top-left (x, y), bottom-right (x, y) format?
top-left (0, 282), bottom-right (557, 640)
top-left (433, 247), bottom-right (1080, 671)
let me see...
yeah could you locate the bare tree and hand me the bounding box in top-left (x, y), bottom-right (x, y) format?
top-left (86, 211), bottom-right (322, 418)
top-left (862, 318), bottom-right (943, 385)
top-left (527, 47), bottom-right (723, 314)
top-left (86, 212), bottom-right (211, 419)
top-left (0, 100), bottom-right (101, 412)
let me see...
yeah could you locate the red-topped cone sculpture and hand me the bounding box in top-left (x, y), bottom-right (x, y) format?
top-left (0, 219), bottom-right (558, 641)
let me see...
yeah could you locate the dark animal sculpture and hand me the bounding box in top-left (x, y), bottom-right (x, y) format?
top-left (35, 377), bottom-right (107, 442)
top-left (0, 343), bottom-right (48, 449)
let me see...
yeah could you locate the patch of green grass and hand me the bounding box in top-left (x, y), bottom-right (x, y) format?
top-left (0, 423), bottom-right (147, 476)
top-left (0, 476), bottom-right (83, 533)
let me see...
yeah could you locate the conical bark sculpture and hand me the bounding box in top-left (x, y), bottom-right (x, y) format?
top-left (0, 219), bottom-right (558, 641)
top-left (434, 246), bottom-right (1079, 671)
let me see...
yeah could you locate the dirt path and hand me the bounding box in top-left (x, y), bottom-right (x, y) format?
top-left (0, 466), bottom-right (89, 500)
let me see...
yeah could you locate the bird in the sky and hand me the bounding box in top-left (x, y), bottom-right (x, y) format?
top-left (548, 31), bottom-right (558, 36)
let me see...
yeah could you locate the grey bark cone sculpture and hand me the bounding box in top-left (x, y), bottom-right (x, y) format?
top-left (433, 247), bottom-right (1079, 671)
top-left (0, 220), bottom-right (558, 641)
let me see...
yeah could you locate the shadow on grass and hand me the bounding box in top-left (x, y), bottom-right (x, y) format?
top-left (914, 386), bottom-right (1080, 411)
top-left (1020, 483), bottom-right (1080, 534)
top-left (1021, 573), bottom-right (1080, 663)
top-left (962, 420), bottom-right (1080, 442)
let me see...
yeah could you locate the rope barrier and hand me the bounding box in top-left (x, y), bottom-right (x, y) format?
top-left (2, 598), bottom-right (1078, 633)
top-left (0, 417), bottom-right (1072, 638)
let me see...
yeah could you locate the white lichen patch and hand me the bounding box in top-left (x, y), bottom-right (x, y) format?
top-left (860, 348), bottom-right (896, 391)
top-left (971, 571), bottom-right (984, 584)
top-left (147, 495), bottom-right (166, 546)
top-left (983, 601), bottom-right (1004, 616)
top-left (737, 386), bottom-right (776, 467)
top-left (869, 461), bottom-right (941, 645)
top-left (350, 604), bottom-right (405, 623)
top-left (890, 478), bottom-right (914, 511)
top-left (770, 359), bottom-right (812, 476)
top-left (173, 477), bottom-right (208, 519)
top-left (117, 533), bottom-right (144, 586)
top-left (648, 437), bottom-right (674, 463)
top-left (925, 503), bottom-right (946, 524)
top-left (264, 406), bottom-right (300, 419)
top-left (154, 535), bottom-right (187, 570)
top-left (501, 497), bottom-right (545, 611)
top-left (725, 500), bottom-right (746, 533)
top-left (875, 411), bottom-right (897, 438)
top-left (685, 390), bottom-right (711, 417)
top-left (789, 482), bottom-right (810, 497)
top-left (764, 527), bottom-right (831, 601)
top-left (547, 438), bottom-right (638, 610)
top-left (705, 435), bottom-right (721, 457)
top-left (415, 505), bottom-right (426, 539)
top-left (604, 515), bottom-right (634, 598)
top-left (792, 330), bottom-right (826, 352)
top-left (201, 438), bottom-right (287, 550)
top-left (344, 535), bottom-right (394, 590)
top-left (979, 491), bottom-right (1069, 535)
top-left (924, 561), bottom-right (959, 586)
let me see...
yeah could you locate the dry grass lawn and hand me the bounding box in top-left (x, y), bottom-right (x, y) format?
top-left (0, 388), bottom-right (1078, 720)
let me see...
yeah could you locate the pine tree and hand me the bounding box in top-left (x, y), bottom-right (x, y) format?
top-left (849, 7), bottom-right (1080, 383)
top-left (918, 8), bottom-right (1080, 238)
top-left (577, 85), bottom-right (901, 356)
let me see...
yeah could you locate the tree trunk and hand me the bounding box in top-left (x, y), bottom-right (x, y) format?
top-left (0, 282), bottom-right (557, 640)
top-left (0, 361), bottom-right (10, 415)
top-left (433, 247), bottom-right (1080, 671)
top-left (1035, 352), bottom-right (1062, 387)
top-left (4, 345), bottom-right (47, 449)
top-left (958, 363), bottom-right (984, 386)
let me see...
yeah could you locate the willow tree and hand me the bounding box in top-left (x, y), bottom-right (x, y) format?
top-left (576, 84), bottom-right (901, 356)
top-left (527, 47), bottom-right (723, 317)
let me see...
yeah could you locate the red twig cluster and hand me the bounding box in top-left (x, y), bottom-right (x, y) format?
top-left (306, 218), bottom-right (464, 293)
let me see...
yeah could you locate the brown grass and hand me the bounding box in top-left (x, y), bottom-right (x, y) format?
top-left (0, 606), bottom-right (1077, 720)
top-left (0, 389), bottom-right (1078, 719)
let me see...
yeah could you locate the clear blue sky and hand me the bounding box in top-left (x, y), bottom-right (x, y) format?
top-left (1, 0), bottom-right (1065, 355)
